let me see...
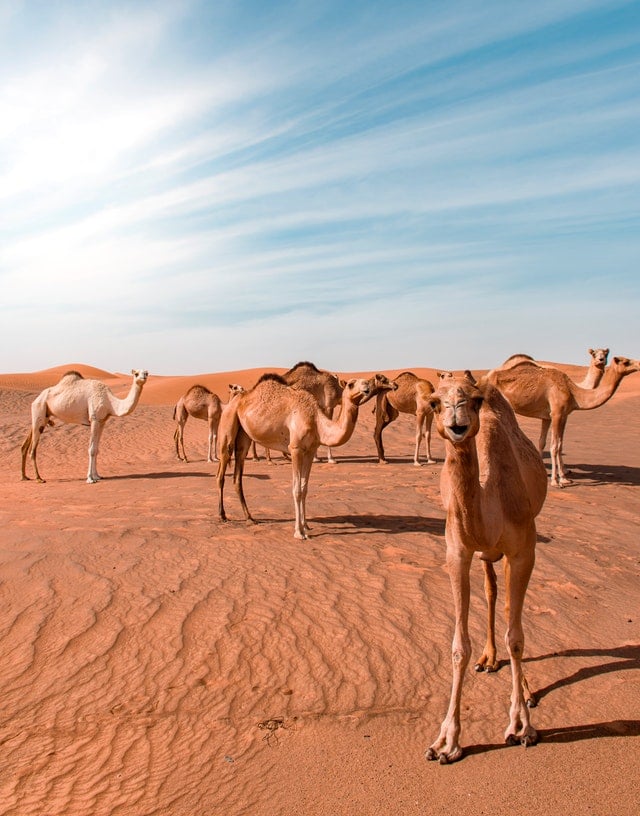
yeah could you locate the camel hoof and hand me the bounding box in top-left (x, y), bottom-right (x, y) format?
top-left (526, 696), bottom-right (537, 709)
top-left (505, 734), bottom-right (519, 746)
top-left (378, 459), bottom-right (388, 465)
top-left (425, 746), bottom-right (461, 764)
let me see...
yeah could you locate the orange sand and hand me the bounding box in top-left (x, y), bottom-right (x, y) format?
top-left (0, 362), bottom-right (638, 815)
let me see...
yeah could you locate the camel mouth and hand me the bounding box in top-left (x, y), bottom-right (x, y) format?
top-left (446, 424), bottom-right (469, 441)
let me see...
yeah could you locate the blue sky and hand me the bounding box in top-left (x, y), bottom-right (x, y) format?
top-left (1, 0), bottom-right (639, 375)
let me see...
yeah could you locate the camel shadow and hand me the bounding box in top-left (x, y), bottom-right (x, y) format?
top-left (486, 644), bottom-right (639, 703)
top-left (311, 514), bottom-right (445, 536)
top-left (462, 719), bottom-right (640, 757)
top-left (562, 462), bottom-right (640, 487)
top-left (108, 470), bottom-right (273, 482)
top-left (525, 644), bottom-right (640, 702)
top-left (541, 455), bottom-right (640, 486)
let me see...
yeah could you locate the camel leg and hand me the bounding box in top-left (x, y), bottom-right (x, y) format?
top-left (503, 541), bottom-right (538, 745)
top-left (233, 428), bottom-right (255, 524)
top-left (21, 428), bottom-right (46, 483)
top-left (426, 544), bottom-right (472, 764)
top-left (374, 398), bottom-right (397, 464)
top-left (290, 447), bottom-right (314, 540)
top-left (206, 418), bottom-right (218, 463)
top-left (538, 418), bottom-right (550, 454)
top-left (174, 412), bottom-right (188, 462)
top-left (87, 420), bottom-right (105, 483)
top-left (474, 559), bottom-right (499, 672)
top-left (414, 410), bottom-right (436, 466)
top-left (549, 414), bottom-right (571, 487)
top-left (423, 410), bottom-right (436, 464)
top-left (216, 448), bottom-right (231, 521)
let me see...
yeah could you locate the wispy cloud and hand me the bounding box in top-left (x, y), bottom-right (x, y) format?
top-left (1, 0), bottom-right (638, 373)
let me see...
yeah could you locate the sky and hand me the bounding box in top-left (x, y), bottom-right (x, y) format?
top-left (1, 0), bottom-right (639, 376)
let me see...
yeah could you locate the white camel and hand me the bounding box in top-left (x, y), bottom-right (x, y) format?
top-left (21, 369), bottom-right (149, 484)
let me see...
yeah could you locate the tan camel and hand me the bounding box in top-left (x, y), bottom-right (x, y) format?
top-left (283, 361), bottom-right (344, 463)
top-left (486, 355), bottom-right (640, 486)
top-left (216, 373), bottom-right (395, 539)
top-left (21, 369), bottom-right (149, 484)
top-left (501, 348), bottom-right (609, 388)
top-left (576, 347), bottom-right (609, 388)
top-left (374, 371), bottom-right (436, 465)
top-left (425, 373), bottom-right (548, 764)
top-left (173, 384), bottom-right (222, 463)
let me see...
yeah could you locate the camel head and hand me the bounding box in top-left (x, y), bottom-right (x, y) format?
top-left (131, 369), bottom-right (149, 385)
top-left (610, 356), bottom-right (640, 378)
top-left (338, 377), bottom-right (380, 406)
top-left (372, 373), bottom-right (398, 394)
top-left (588, 348), bottom-right (609, 369)
top-left (429, 374), bottom-right (483, 445)
top-left (228, 383), bottom-right (245, 396)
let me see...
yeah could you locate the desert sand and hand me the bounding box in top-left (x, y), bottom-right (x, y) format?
top-left (0, 360), bottom-right (638, 816)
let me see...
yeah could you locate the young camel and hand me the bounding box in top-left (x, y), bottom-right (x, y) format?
top-left (216, 373), bottom-right (395, 539)
top-left (173, 384), bottom-right (222, 463)
top-left (21, 369), bottom-right (149, 484)
top-left (374, 371), bottom-right (437, 466)
top-left (486, 355), bottom-right (640, 486)
top-left (425, 373), bottom-right (548, 764)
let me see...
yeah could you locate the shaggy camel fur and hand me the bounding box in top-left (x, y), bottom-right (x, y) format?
top-left (173, 384), bottom-right (222, 463)
top-left (216, 373), bottom-right (395, 539)
top-left (374, 371), bottom-right (436, 465)
top-left (486, 355), bottom-right (640, 486)
top-left (21, 369), bottom-right (148, 484)
top-left (425, 373), bottom-right (548, 764)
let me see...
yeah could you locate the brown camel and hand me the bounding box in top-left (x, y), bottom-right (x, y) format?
top-left (21, 369), bottom-right (148, 484)
top-left (216, 373), bottom-right (395, 539)
top-left (283, 361), bottom-right (344, 463)
top-left (486, 355), bottom-right (640, 486)
top-left (374, 371), bottom-right (436, 465)
top-left (173, 384), bottom-right (223, 463)
top-left (425, 372), bottom-right (548, 764)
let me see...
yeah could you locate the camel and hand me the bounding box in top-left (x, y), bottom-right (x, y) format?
top-left (21, 369), bottom-right (149, 484)
top-left (425, 372), bottom-right (548, 764)
top-left (576, 347), bottom-right (609, 388)
top-left (173, 384), bottom-right (222, 463)
top-left (374, 371), bottom-right (437, 466)
top-left (216, 372), bottom-right (395, 539)
top-left (501, 348), bottom-right (609, 388)
top-left (486, 355), bottom-right (640, 486)
top-left (282, 361), bottom-right (344, 463)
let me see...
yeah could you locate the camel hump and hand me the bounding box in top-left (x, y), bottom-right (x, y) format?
top-left (255, 372), bottom-right (288, 386)
top-left (287, 360), bottom-right (320, 374)
top-left (186, 383), bottom-right (213, 396)
top-left (60, 370), bottom-right (85, 381)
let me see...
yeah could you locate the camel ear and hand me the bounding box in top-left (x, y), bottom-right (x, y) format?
top-left (339, 379), bottom-right (347, 388)
top-left (588, 349), bottom-right (594, 356)
top-left (604, 348), bottom-right (609, 356)
top-left (463, 369), bottom-right (477, 384)
top-left (429, 396), bottom-right (441, 413)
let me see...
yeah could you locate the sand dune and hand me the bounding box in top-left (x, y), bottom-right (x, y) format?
top-left (0, 361), bottom-right (638, 815)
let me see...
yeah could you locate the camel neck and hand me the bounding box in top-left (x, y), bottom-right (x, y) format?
top-left (571, 367), bottom-right (624, 410)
